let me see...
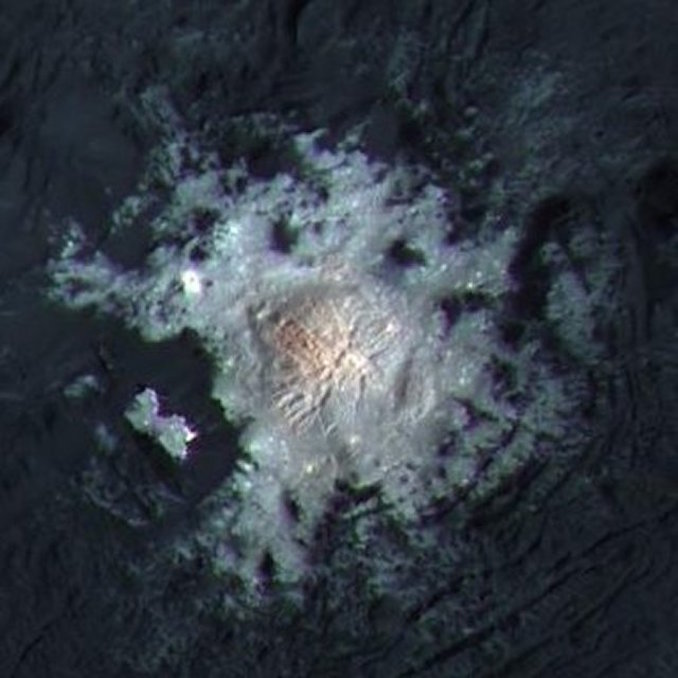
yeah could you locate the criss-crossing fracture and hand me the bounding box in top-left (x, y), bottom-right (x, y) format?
top-left (262, 293), bottom-right (397, 433)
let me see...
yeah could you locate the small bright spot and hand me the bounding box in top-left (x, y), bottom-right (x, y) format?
top-left (181, 268), bottom-right (203, 296)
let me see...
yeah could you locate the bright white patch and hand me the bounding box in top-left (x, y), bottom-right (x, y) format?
top-left (181, 268), bottom-right (203, 296)
top-left (48, 100), bottom-right (590, 594)
top-left (125, 387), bottom-right (198, 462)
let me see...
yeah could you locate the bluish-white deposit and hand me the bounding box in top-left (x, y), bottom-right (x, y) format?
top-left (48, 94), bottom-right (601, 593)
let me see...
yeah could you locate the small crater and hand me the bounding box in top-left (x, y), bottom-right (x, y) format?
top-left (438, 292), bottom-right (491, 333)
top-left (270, 216), bottom-right (298, 253)
top-left (191, 207), bottom-right (219, 233)
top-left (189, 243), bottom-right (209, 262)
top-left (387, 238), bottom-right (427, 268)
top-left (489, 356), bottom-right (518, 398)
top-left (257, 551), bottom-right (276, 592)
top-left (282, 491), bottom-right (302, 523)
